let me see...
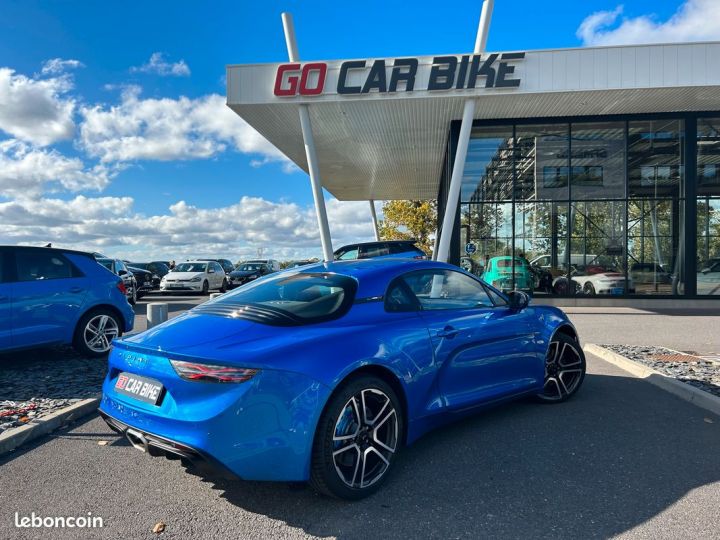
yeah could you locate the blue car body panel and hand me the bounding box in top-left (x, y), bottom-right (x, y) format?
top-left (100, 259), bottom-right (577, 481)
top-left (0, 248), bottom-right (134, 353)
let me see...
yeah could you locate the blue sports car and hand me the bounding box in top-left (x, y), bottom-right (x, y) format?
top-left (100, 259), bottom-right (585, 499)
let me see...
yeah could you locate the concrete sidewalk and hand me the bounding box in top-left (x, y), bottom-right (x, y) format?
top-left (565, 307), bottom-right (720, 354)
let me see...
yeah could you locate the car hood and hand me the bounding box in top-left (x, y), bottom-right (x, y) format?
top-left (229, 270), bottom-right (258, 278)
top-left (165, 271), bottom-right (204, 280)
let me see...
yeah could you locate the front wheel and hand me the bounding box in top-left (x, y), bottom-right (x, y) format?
top-left (201, 280), bottom-right (209, 295)
top-left (128, 284), bottom-right (137, 305)
top-left (536, 332), bottom-right (586, 403)
top-left (311, 376), bottom-right (403, 500)
top-left (220, 279), bottom-right (227, 293)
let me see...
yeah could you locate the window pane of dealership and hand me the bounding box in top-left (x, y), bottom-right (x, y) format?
top-left (227, 41), bottom-right (720, 299)
top-left (450, 116), bottom-right (720, 296)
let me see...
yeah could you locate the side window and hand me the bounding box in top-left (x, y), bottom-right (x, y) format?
top-left (215, 262), bottom-right (223, 273)
top-left (403, 270), bottom-right (494, 310)
top-left (16, 251), bottom-right (74, 281)
top-left (360, 243), bottom-right (389, 259)
top-left (384, 280), bottom-right (419, 312)
top-left (337, 247), bottom-right (359, 260)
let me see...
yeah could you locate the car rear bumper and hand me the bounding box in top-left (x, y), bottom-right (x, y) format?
top-left (99, 410), bottom-right (239, 479)
top-left (99, 348), bottom-right (332, 481)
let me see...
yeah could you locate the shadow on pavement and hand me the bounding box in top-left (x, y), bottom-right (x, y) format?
top-left (186, 372), bottom-right (719, 539)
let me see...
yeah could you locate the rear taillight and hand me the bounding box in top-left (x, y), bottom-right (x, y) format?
top-left (117, 281), bottom-right (127, 295)
top-left (170, 360), bottom-right (259, 383)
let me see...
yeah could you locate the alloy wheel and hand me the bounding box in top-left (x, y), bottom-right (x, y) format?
top-left (538, 339), bottom-right (584, 402)
top-left (83, 314), bottom-right (119, 353)
top-left (332, 388), bottom-right (399, 489)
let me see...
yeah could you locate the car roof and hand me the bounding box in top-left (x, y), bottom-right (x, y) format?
top-left (0, 245), bottom-right (95, 259)
top-left (289, 258), bottom-right (459, 297)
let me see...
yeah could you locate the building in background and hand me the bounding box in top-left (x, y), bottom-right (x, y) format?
top-left (227, 42), bottom-right (720, 302)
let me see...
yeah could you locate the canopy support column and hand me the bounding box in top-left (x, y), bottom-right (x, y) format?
top-left (435, 0), bottom-right (494, 263)
top-left (369, 200), bottom-right (381, 241)
top-left (282, 12), bottom-right (334, 262)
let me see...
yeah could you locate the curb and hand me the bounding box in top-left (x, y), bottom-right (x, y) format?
top-left (0, 398), bottom-right (100, 457)
top-left (584, 343), bottom-right (720, 417)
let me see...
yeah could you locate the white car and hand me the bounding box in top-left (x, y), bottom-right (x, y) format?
top-left (573, 270), bottom-right (635, 296)
top-left (160, 261), bottom-right (227, 294)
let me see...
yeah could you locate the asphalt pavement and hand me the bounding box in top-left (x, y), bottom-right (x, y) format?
top-left (1, 353), bottom-right (718, 540)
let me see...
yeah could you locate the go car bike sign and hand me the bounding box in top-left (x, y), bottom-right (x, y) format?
top-left (273, 53), bottom-right (525, 97)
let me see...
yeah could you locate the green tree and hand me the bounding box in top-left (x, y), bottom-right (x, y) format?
top-left (379, 200), bottom-right (437, 256)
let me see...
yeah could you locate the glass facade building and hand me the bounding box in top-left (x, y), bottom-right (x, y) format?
top-left (439, 114), bottom-right (720, 297)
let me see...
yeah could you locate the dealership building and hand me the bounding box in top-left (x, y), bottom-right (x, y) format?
top-left (227, 30), bottom-right (720, 304)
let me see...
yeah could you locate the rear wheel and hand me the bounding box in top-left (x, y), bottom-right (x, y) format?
top-left (583, 282), bottom-right (596, 296)
top-left (536, 332), bottom-right (586, 403)
top-left (73, 308), bottom-right (122, 357)
top-left (311, 376), bottom-right (403, 500)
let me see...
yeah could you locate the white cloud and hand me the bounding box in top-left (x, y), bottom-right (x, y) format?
top-left (130, 52), bottom-right (191, 77)
top-left (79, 90), bottom-right (287, 165)
top-left (41, 58), bottom-right (84, 75)
top-left (0, 68), bottom-right (75, 146)
top-left (578, 0), bottom-right (720, 46)
top-left (0, 139), bottom-right (114, 199)
top-left (0, 195), bottom-right (378, 260)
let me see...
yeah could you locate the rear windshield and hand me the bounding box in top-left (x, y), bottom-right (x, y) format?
top-left (496, 258), bottom-right (528, 268)
top-left (128, 262), bottom-right (148, 270)
top-left (197, 272), bottom-right (357, 325)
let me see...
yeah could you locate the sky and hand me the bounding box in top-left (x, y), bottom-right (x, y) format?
top-left (0, 0), bottom-right (717, 261)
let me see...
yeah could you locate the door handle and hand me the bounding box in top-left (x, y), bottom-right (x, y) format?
top-left (436, 326), bottom-right (459, 339)
top-left (68, 287), bottom-right (84, 293)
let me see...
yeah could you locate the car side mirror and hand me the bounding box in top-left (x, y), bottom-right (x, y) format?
top-left (118, 270), bottom-right (127, 276)
top-left (507, 290), bottom-right (530, 312)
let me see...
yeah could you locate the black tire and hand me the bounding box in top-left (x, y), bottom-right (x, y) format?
top-left (128, 284), bottom-right (137, 305)
top-left (310, 375), bottom-right (403, 500)
top-left (201, 280), bottom-right (209, 295)
top-left (73, 308), bottom-right (122, 358)
top-left (583, 282), bottom-right (596, 296)
top-left (220, 279), bottom-right (227, 293)
top-left (536, 332), bottom-right (586, 403)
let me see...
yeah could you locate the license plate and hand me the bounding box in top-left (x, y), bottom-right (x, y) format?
top-left (114, 372), bottom-right (164, 405)
top-left (611, 287), bottom-right (624, 295)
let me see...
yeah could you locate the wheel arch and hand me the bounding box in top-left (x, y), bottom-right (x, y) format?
top-left (75, 303), bottom-right (127, 336)
top-left (327, 364), bottom-right (410, 446)
top-left (552, 323), bottom-right (579, 344)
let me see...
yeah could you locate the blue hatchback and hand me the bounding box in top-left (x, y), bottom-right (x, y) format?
top-left (100, 259), bottom-right (584, 499)
top-left (0, 246), bottom-right (135, 357)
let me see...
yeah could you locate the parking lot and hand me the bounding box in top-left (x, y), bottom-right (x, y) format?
top-left (1, 350), bottom-right (718, 540)
top-left (1, 295), bottom-right (719, 539)
top-left (0, 294), bottom-right (720, 538)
